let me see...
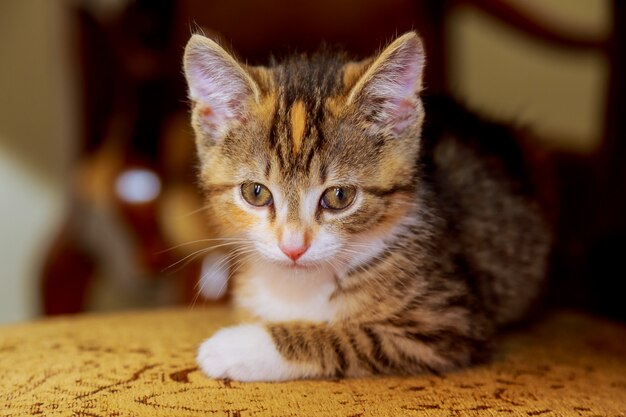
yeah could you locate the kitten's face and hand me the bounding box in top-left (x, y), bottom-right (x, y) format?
top-left (184, 33), bottom-right (425, 271)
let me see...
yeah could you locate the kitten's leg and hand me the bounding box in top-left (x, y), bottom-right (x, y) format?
top-left (197, 320), bottom-right (488, 381)
top-left (197, 324), bottom-right (304, 381)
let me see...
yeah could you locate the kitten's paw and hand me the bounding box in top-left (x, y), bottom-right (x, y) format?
top-left (197, 324), bottom-right (300, 382)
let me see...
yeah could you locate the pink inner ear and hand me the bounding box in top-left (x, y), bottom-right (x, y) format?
top-left (396, 60), bottom-right (421, 97)
top-left (198, 104), bottom-right (224, 126)
top-left (186, 55), bottom-right (252, 124)
top-left (383, 58), bottom-right (422, 134)
top-left (362, 42), bottom-right (423, 134)
top-left (390, 98), bottom-right (416, 135)
top-left (197, 100), bottom-right (250, 133)
top-left (200, 106), bottom-right (213, 118)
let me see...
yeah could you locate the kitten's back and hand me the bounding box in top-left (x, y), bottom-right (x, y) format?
top-left (421, 95), bottom-right (551, 325)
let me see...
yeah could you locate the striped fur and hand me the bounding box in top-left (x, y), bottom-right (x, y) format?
top-left (184, 32), bottom-right (551, 381)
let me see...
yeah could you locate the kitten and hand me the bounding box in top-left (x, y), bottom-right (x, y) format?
top-left (183, 32), bottom-right (551, 381)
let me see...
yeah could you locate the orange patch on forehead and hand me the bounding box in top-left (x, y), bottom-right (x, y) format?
top-left (290, 100), bottom-right (306, 155)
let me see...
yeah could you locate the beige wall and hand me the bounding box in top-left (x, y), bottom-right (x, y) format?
top-left (0, 0), bottom-right (78, 323)
top-left (448, 0), bottom-right (610, 153)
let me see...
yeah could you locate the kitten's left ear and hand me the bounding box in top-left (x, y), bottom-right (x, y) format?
top-left (183, 34), bottom-right (260, 141)
top-left (347, 32), bottom-right (425, 136)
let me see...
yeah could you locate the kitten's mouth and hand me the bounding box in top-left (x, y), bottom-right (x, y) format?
top-left (280, 260), bottom-right (317, 271)
top-left (286, 262), bottom-right (313, 270)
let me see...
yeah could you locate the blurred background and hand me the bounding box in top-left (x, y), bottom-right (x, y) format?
top-left (0, 0), bottom-right (623, 325)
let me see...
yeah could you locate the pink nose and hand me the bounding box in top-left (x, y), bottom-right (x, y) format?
top-left (279, 244), bottom-right (309, 261)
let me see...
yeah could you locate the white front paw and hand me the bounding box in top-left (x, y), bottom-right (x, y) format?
top-left (197, 324), bottom-right (298, 382)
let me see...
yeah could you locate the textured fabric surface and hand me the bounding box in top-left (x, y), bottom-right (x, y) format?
top-left (0, 307), bottom-right (625, 416)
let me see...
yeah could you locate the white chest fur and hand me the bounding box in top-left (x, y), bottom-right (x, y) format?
top-left (235, 262), bottom-right (339, 322)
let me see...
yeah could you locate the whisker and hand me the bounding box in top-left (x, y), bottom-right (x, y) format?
top-left (157, 237), bottom-right (250, 254)
top-left (213, 251), bottom-right (259, 298)
top-left (190, 246), bottom-right (258, 308)
top-left (180, 203), bottom-right (211, 217)
top-left (162, 241), bottom-right (251, 273)
top-left (193, 244), bottom-right (256, 292)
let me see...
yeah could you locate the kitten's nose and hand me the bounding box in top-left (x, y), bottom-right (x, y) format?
top-left (279, 228), bottom-right (310, 261)
top-left (279, 243), bottom-right (309, 261)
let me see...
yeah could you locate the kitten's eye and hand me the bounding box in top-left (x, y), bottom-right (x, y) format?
top-left (241, 182), bottom-right (273, 207)
top-left (320, 186), bottom-right (356, 210)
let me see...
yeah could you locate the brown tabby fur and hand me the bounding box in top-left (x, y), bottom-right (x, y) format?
top-left (184, 32), bottom-right (551, 378)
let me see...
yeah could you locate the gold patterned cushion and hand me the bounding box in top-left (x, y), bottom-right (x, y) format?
top-left (1, 307), bottom-right (625, 416)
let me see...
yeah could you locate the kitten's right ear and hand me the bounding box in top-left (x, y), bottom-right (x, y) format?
top-left (183, 34), bottom-right (260, 141)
